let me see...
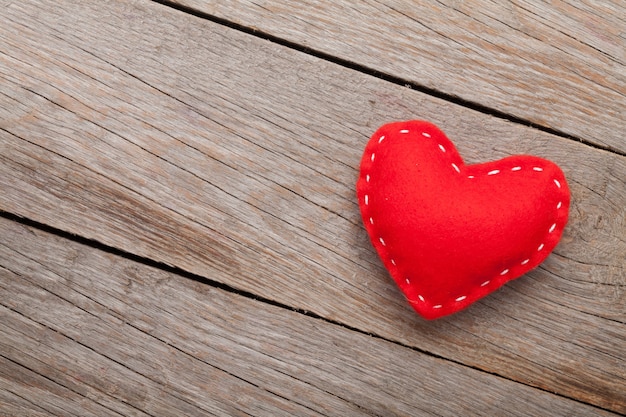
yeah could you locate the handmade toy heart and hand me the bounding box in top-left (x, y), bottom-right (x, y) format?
top-left (357, 120), bottom-right (570, 320)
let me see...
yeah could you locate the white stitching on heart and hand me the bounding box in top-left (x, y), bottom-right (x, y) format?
top-left (362, 125), bottom-right (567, 315)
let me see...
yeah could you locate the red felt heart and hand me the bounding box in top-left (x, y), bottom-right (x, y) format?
top-left (357, 120), bottom-right (570, 320)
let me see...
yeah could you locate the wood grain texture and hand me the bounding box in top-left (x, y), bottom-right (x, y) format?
top-left (0, 217), bottom-right (617, 416)
top-left (1, 0), bottom-right (625, 412)
top-left (170, 0), bottom-right (626, 153)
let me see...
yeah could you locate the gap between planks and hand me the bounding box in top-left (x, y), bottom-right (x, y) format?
top-left (155, 0), bottom-right (626, 155)
top-left (0, 211), bottom-right (506, 380)
top-left (0, 213), bottom-right (613, 416)
top-left (152, 0), bottom-right (626, 157)
top-left (2, 210), bottom-right (624, 415)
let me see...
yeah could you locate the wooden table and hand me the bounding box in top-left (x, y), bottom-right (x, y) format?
top-left (1, 1), bottom-right (624, 415)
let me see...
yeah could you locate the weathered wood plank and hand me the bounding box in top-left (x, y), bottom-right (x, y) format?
top-left (0, 217), bottom-right (617, 416)
top-left (0, 381), bottom-right (54, 417)
top-left (168, 0), bottom-right (626, 152)
top-left (0, 355), bottom-right (134, 417)
top-left (1, 0), bottom-right (625, 412)
top-left (0, 311), bottom-right (317, 417)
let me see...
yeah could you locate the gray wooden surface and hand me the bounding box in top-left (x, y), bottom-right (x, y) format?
top-left (1, 0), bottom-right (625, 415)
top-left (170, 0), bottom-right (626, 153)
top-left (2, 217), bottom-right (616, 416)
